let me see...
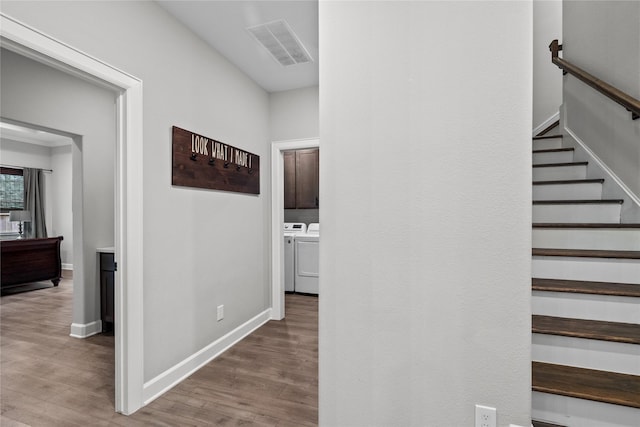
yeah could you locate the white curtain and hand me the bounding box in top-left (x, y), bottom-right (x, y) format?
top-left (23, 168), bottom-right (48, 238)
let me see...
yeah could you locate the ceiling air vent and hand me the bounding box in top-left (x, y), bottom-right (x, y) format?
top-left (247, 19), bottom-right (313, 67)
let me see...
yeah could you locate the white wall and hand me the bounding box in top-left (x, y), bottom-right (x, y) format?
top-left (0, 138), bottom-right (52, 170)
top-left (533, 0), bottom-right (562, 132)
top-left (270, 86), bottom-right (320, 224)
top-left (563, 1), bottom-right (640, 198)
top-left (50, 145), bottom-right (73, 266)
top-left (319, 2), bottom-right (532, 426)
top-left (1, 48), bottom-right (116, 331)
top-left (269, 85), bottom-right (319, 142)
top-left (1, 1), bottom-right (270, 383)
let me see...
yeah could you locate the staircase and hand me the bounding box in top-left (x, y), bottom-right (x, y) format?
top-left (530, 126), bottom-right (640, 427)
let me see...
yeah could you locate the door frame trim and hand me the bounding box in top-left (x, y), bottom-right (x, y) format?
top-left (270, 138), bottom-right (319, 320)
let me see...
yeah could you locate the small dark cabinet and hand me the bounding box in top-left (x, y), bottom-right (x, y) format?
top-left (99, 252), bottom-right (115, 333)
top-left (284, 148), bottom-right (319, 209)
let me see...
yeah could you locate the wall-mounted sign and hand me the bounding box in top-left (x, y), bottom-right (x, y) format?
top-left (172, 126), bottom-right (260, 194)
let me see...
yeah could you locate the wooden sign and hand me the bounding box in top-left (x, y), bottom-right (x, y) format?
top-left (172, 126), bottom-right (260, 194)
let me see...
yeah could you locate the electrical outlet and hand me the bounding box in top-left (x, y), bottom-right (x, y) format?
top-left (217, 305), bottom-right (224, 321)
top-left (475, 404), bottom-right (496, 427)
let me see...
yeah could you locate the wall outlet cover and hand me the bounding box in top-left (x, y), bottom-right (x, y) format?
top-left (475, 404), bottom-right (496, 427)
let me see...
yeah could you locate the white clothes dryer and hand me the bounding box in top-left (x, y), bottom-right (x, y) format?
top-left (284, 223), bottom-right (307, 292)
top-left (294, 223), bottom-right (319, 295)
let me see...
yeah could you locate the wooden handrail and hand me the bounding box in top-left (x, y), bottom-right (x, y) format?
top-left (550, 40), bottom-right (640, 120)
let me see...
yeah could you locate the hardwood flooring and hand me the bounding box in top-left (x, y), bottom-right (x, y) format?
top-left (1, 277), bottom-right (318, 426)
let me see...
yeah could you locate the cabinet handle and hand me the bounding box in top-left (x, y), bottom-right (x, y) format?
top-left (315, 197), bottom-right (319, 207)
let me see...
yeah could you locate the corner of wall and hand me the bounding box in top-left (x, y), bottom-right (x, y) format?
top-left (70, 320), bottom-right (102, 338)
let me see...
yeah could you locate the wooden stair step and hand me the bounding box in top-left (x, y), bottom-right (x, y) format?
top-left (532, 315), bottom-right (640, 344)
top-left (533, 134), bottom-right (563, 140)
top-left (532, 361), bottom-right (640, 408)
top-left (533, 161), bottom-right (587, 168)
top-left (532, 278), bottom-right (640, 297)
top-left (532, 199), bottom-right (623, 205)
top-left (532, 420), bottom-right (567, 427)
top-left (533, 223), bottom-right (640, 229)
top-left (532, 248), bottom-right (640, 259)
top-left (532, 179), bottom-right (604, 186)
top-left (532, 148), bottom-right (574, 154)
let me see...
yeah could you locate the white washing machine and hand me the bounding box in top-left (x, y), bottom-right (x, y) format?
top-left (294, 223), bottom-right (319, 295)
top-left (284, 223), bottom-right (307, 292)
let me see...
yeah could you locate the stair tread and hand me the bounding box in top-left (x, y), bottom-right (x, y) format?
top-left (533, 199), bottom-right (623, 205)
top-left (532, 361), bottom-right (640, 408)
top-left (533, 135), bottom-right (563, 140)
top-left (533, 223), bottom-right (640, 229)
top-left (533, 161), bottom-right (588, 168)
top-left (532, 420), bottom-right (567, 427)
top-left (532, 179), bottom-right (604, 185)
top-left (533, 315), bottom-right (640, 344)
top-left (532, 278), bottom-right (640, 297)
top-left (533, 148), bottom-right (574, 154)
top-left (532, 248), bottom-right (640, 259)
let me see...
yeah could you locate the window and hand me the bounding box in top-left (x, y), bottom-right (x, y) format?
top-left (0, 167), bottom-right (24, 233)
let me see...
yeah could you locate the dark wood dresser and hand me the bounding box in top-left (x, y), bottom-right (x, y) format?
top-left (1, 236), bottom-right (63, 289)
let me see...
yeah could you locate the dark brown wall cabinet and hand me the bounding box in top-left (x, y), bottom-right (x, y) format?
top-left (284, 148), bottom-right (319, 209)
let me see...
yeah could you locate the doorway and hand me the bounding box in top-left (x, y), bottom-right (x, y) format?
top-left (0, 13), bottom-right (144, 414)
top-left (270, 138), bottom-right (319, 320)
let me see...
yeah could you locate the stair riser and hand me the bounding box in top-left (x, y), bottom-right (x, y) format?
top-left (533, 334), bottom-right (640, 376)
top-left (533, 204), bottom-right (621, 223)
top-left (533, 151), bottom-right (574, 165)
top-left (532, 257), bottom-right (640, 284)
top-left (532, 291), bottom-right (640, 323)
top-left (533, 139), bottom-right (563, 150)
top-left (532, 229), bottom-right (640, 251)
top-left (533, 165), bottom-right (587, 181)
top-left (533, 392), bottom-right (640, 427)
top-left (533, 183), bottom-right (603, 201)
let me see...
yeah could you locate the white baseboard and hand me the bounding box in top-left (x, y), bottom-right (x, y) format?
top-left (142, 308), bottom-right (272, 405)
top-left (533, 111), bottom-right (560, 136)
top-left (70, 320), bottom-right (102, 338)
top-left (62, 263), bottom-right (73, 270)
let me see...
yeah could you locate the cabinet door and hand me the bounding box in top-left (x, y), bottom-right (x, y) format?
top-left (295, 149), bottom-right (319, 208)
top-left (283, 151), bottom-right (296, 209)
top-left (99, 253), bottom-right (115, 333)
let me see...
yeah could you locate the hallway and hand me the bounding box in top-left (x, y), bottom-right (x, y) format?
top-left (1, 279), bottom-right (318, 426)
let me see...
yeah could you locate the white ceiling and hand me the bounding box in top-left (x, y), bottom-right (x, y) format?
top-left (0, 122), bottom-right (72, 148)
top-left (157, 0), bottom-right (319, 93)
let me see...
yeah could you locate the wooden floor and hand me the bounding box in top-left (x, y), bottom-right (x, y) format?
top-left (1, 278), bottom-right (318, 426)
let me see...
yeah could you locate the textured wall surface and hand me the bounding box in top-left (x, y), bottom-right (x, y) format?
top-left (319, 2), bottom-right (532, 426)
